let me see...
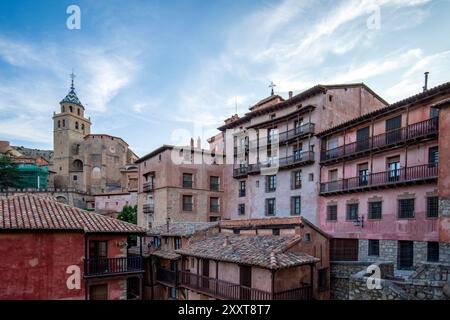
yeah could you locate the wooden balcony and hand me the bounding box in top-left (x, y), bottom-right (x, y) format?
top-left (143, 204), bottom-right (154, 214)
top-left (320, 164), bottom-right (438, 196)
top-left (179, 271), bottom-right (312, 300)
top-left (156, 268), bottom-right (178, 287)
top-left (320, 117), bottom-right (438, 164)
top-left (84, 256), bottom-right (144, 278)
top-left (143, 181), bottom-right (154, 192)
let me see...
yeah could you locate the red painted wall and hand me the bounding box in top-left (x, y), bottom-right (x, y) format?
top-left (0, 232), bottom-right (130, 300)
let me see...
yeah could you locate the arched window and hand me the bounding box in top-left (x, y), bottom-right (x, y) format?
top-left (62, 119), bottom-right (65, 127)
top-left (77, 108), bottom-right (80, 116)
top-left (81, 124), bottom-right (84, 130)
top-left (62, 106), bottom-right (65, 112)
top-left (73, 159), bottom-right (83, 171)
top-left (69, 106), bottom-right (73, 113)
top-left (58, 120), bottom-right (61, 128)
top-left (92, 167), bottom-right (101, 179)
top-left (75, 122), bottom-right (79, 129)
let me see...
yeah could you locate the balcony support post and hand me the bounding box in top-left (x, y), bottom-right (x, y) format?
top-left (271, 269), bottom-right (275, 300)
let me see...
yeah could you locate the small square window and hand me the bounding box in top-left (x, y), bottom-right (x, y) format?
top-left (272, 228), bottom-right (280, 236)
top-left (427, 197), bottom-right (438, 218)
top-left (238, 203), bottom-right (245, 216)
top-left (368, 201), bottom-right (382, 220)
top-left (398, 199), bottom-right (415, 219)
top-left (327, 205), bottom-right (337, 221)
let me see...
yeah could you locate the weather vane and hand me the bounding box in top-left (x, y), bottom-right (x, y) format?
top-left (269, 81), bottom-right (276, 96)
top-left (70, 70), bottom-right (76, 90)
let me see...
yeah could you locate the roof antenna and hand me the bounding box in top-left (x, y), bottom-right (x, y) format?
top-left (423, 72), bottom-right (429, 92)
top-left (269, 81), bottom-right (276, 96)
top-left (235, 96), bottom-right (238, 115)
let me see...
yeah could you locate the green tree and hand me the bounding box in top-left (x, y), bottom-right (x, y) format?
top-left (0, 155), bottom-right (20, 191)
top-left (117, 204), bottom-right (137, 224)
top-left (117, 205), bottom-right (138, 246)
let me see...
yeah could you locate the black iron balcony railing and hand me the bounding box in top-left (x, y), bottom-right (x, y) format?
top-left (143, 181), bottom-right (154, 192)
top-left (156, 268), bottom-right (178, 286)
top-left (320, 164), bottom-right (438, 195)
top-left (179, 271), bottom-right (312, 300)
top-left (233, 166), bottom-right (248, 178)
top-left (279, 123), bottom-right (315, 143)
top-left (321, 117), bottom-right (438, 163)
top-left (84, 256), bottom-right (143, 277)
top-left (143, 204), bottom-right (154, 214)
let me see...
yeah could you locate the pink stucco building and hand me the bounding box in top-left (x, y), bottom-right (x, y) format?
top-left (317, 82), bottom-right (450, 269)
top-left (213, 84), bottom-right (387, 225)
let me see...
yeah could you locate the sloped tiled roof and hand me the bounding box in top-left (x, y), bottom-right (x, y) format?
top-left (176, 234), bottom-right (319, 270)
top-left (147, 221), bottom-right (219, 237)
top-left (60, 88), bottom-right (83, 107)
top-left (0, 194), bottom-right (145, 234)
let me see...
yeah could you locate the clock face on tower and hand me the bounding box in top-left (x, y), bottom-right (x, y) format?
top-left (109, 146), bottom-right (116, 153)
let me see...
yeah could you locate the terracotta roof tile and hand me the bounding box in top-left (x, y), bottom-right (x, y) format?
top-left (147, 221), bottom-right (218, 237)
top-left (0, 194), bottom-right (145, 234)
top-left (176, 234), bottom-right (319, 270)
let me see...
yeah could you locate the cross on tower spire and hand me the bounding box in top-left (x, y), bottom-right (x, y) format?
top-left (269, 81), bottom-right (276, 96)
top-left (70, 70), bottom-right (76, 90)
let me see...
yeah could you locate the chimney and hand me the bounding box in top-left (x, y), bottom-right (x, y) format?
top-left (223, 236), bottom-right (230, 247)
top-left (423, 72), bottom-right (429, 92)
top-left (288, 91), bottom-right (293, 99)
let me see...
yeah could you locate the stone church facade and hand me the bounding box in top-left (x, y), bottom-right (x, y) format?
top-left (51, 77), bottom-right (138, 195)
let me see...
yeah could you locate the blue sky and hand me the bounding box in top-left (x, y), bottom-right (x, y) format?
top-left (0, 0), bottom-right (449, 156)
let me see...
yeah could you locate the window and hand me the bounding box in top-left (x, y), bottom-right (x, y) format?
top-left (427, 242), bottom-right (439, 262)
top-left (58, 120), bottom-right (61, 128)
top-left (294, 119), bottom-right (304, 134)
top-left (327, 205), bottom-right (337, 221)
top-left (62, 119), bottom-right (65, 127)
top-left (69, 105), bottom-right (73, 113)
top-left (358, 163), bottom-right (369, 186)
top-left (268, 128), bottom-right (277, 143)
top-left (291, 196), bottom-right (301, 216)
top-left (210, 216), bottom-right (220, 222)
top-left (265, 198), bottom-right (276, 216)
top-left (174, 237), bottom-right (182, 250)
top-left (153, 236), bottom-right (161, 248)
top-left (368, 240), bottom-right (380, 256)
top-left (182, 173), bottom-right (193, 188)
top-left (309, 173), bottom-right (314, 181)
top-left (398, 198), bottom-right (415, 219)
top-left (430, 107), bottom-right (439, 118)
top-left (210, 176), bottom-right (220, 191)
top-left (75, 121), bottom-right (79, 129)
top-left (210, 197), bottom-right (220, 213)
top-left (293, 143), bottom-right (303, 161)
top-left (368, 201), bottom-right (382, 220)
top-left (266, 175), bottom-right (277, 192)
top-left (238, 204), bottom-right (245, 216)
top-left (77, 108), bottom-right (80, 116)
top-left (387, 156), bottom-right (401, 181)
top-left (292, 171), bottom-right (302, 189)
top-left (428, 146), bottom-right (439, 166)
top-left (182, 195), bottom-right (193, 211)
top-left (89, 284), bottom-right (108, 300)
top-left (89, 241), bottom-right (107, 259)
top-left (233, 229), bottom-right (240, 234)
top-left (239, 180), bottom-right (246, 197)
top-left (318, 268), bottom-right (328, 292)
top-left (398, 241), bottom-right (414, 270)
top-left (346, 203), bottom-right (359, 221)
top-left (427, 196), bottom-right (439, 218)
top-left (272, 228), bottom-right (280, 236)
top-left (73, 175), bottom-right (78, 181)
top-left (81, 123), bottom-right (85, 131)
top-left (301, 233), bottom-right (310, 242)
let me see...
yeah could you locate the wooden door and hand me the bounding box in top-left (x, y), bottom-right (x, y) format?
top-left (386, 116), bottom-right (402, 144)
top-left (330, 239), bottom-right (358, 261)
top-left (202, 260), bottom-right (210, 289)
top-left (239, 266), bottom-right (252, 300)
top-left (356, 126), bottom-right (370, 151)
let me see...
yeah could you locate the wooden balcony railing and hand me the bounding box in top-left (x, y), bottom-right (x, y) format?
top-left (179, 271), bottom-right (312, 300)
top-left (320, 164), bottom-right (438, 195)
top-left (84, 256), bottom-right (143, 277)
top-left (321, 117), bottom-right (438, 163)
top-left (156, 268), bottom-right (178, 286)
top-left (143, 181), bottom-right (154, 192)
top-left (143, 204), bottom-right (154, 214)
